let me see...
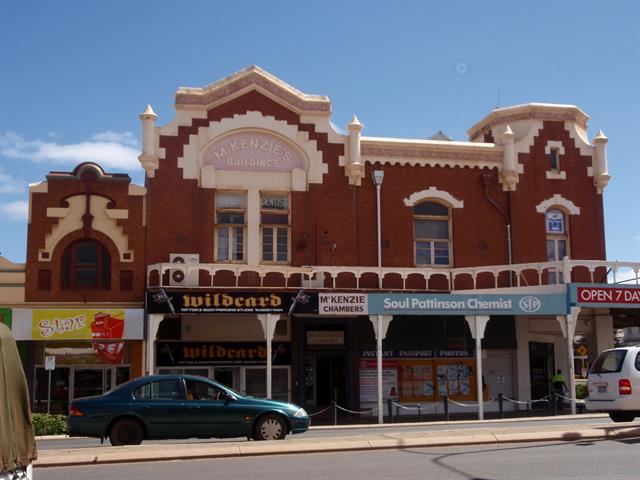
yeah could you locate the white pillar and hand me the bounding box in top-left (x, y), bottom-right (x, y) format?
top-left (257, 314), bottom-right (280, 399)
top-left (146, 314), bottom-right (164, 375)
top-left (465, 315), bottom-right (490, 420)
top-left (247, 188), bottom-right (260, 266)
top-left (138, 105), bottom-right (158, 175)
top-left (500, 125), bottom-right (518, 190)
top-left (348, 115), bottom-right (362, 165)
top-left (592, 130), bottom-right (611, 193)
top-left (369, 315), bottom-right (393, 424)
top-left (556, 306), bottom-right (581, 415)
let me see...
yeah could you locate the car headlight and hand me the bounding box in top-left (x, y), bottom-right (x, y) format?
top-left (293, 407), bottom-right (308, 418)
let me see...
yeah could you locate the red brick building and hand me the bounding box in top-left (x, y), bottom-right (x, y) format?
top-left (14, 66), bottom-right (637, 417)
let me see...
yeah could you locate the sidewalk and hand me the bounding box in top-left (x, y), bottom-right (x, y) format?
top-left (35, 415), bottom-right (640, 468)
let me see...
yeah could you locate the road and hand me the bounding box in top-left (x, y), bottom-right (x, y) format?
top-left (37, 437), bottom-right (640, 480)
top-left (36, 414), bottom-right (614, 450)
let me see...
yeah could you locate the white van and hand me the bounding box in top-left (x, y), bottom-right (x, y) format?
top-left (586, 345), bottom-right (640, 422)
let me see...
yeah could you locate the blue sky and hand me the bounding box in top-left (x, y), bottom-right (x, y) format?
top-left (1, 0), bottom-right (638, 266)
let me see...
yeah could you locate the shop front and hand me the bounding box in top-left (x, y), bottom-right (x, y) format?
top-left (11, 308), bottom-right (144, 413)
top-left (365, 292), bottom-right (570, 418)
top-left (147, 290), bottom-right (319, 403)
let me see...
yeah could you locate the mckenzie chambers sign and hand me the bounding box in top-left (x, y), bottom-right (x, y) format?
top-left (147, 290), bottom-right (318, 314)
top-left (368, 293), bottom-right (567, 316)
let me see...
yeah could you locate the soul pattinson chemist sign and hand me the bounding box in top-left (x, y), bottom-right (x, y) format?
top-left (368, 293), bottom-right (567, 315)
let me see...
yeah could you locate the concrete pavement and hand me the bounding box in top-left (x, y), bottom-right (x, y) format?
top-left (35, 415), bottom-right (640, 468)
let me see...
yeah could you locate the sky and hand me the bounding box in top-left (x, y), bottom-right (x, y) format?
top-left (1, 0), bottom-right (639, 269)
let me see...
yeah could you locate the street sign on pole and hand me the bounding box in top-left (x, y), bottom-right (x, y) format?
top-left (45, 355), bottom-right (55, 414)
top-left (45, 355), bottom-right (56, 371)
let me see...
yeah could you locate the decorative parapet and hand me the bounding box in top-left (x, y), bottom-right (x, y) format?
top-left (468, 103), bottom-right (590, 141)
top-left (175, 65), bottom-right (331, 113)
top-left (361, 137), bottom-right (503, 170)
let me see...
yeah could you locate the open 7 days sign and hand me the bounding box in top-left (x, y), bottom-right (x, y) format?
top-left (570, 284), bottom-right (640, 308)
top-left (368, 293), bottom-right (568, 316)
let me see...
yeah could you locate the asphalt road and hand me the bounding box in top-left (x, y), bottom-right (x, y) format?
top-left (37, 437), bottom-right (640, 480)
top-left (36, 414), bottom-right (615, 450)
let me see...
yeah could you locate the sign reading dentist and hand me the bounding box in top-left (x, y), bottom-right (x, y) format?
top-left (368, 293), bottom-right (567, 316)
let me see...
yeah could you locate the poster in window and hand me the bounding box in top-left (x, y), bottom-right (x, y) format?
top-left (546, 211), bottom-right (565, 233)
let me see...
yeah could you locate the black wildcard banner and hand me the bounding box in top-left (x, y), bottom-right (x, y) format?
top-left (156, 341), bottom-right (291, 366)
top-left (147, 290), bottom-right (318, 315)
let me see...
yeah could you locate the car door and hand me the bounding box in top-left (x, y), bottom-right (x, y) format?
top-left (130, 379), bottom-right (186, 438)
top-left (183, 379), bottom-right (248, 437)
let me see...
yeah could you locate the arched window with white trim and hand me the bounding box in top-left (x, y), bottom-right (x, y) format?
top-left (546, 208), bottom-right (570, 283)
top-left (413, 201), bottom-right (451, 266)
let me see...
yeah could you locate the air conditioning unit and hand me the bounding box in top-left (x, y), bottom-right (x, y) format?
top-left (169, 253), bottom-right (200, 286)
top-left (304, 272), bottom-right (325, 289)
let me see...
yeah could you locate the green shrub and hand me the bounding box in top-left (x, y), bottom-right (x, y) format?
top-left (32, 413), bottom-right (68, 436)
top-left (575, 383), bottom-right (588, 399)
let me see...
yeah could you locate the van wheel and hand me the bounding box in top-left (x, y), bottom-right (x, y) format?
top-left (109, 418), bottom-right (144, 446)
top-left (609, 412), bottom-right (635, 423)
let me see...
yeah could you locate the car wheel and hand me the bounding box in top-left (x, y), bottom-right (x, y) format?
top-left (609, 412), bottom-right (635, 423)
top-left (109, 418), bottom-right (144, 446)
top-left (253, 414), bottom-right (287, 440)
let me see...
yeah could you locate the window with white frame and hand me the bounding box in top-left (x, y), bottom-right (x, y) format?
top-left (549, 148), bottom-right (560, 171)
top-left (260, 193), bottom-right (290, 263)
top-left (546, 208), bottom-right (569, 283)
top-left (413, 201), bottom-right (451, 266)
top-left (216, 192), bottom-right (246, 262)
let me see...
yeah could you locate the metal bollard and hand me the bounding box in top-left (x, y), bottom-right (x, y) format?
top-left (443, 395), bottom-right (449, 422)
top-left (498, 392), bottom-right (503, 419)
top-left (387, 398), bottom-right (393, 422)
top-left (551, 391), bottom-right (557, 416)
top-left (332, 400), bottom-right (337, 426)
top-left (418, 404), bottom-right (422, 422)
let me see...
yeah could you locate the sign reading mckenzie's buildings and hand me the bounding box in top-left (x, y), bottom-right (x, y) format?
top-left (202, 131), bottom-right (305, 172)
top-left (147, 290), bottom-right (318, 314)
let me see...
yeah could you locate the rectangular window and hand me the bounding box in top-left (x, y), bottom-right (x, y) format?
top-left (414, 218), bottom-right (450, 265)
top-left (261, 194), bottom-right (290, 263)
top-left (549, 149), bottom-right (560, 170)
top-left (216, 192), bottom-right (246, 262)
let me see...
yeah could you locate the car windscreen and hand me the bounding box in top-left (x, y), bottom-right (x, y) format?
top-left (590, 350), bottom-right (627, 374)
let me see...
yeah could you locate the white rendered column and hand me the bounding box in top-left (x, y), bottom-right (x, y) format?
top-left (465, 315), bottom-right (490, 420)
top-left (369, 315), bottom-right (393, 424)
top-left (247, 188), bottom-right (260, 266)
top-left (258, 314), bottom-right (280, 399)
top-left (556, 306), bottom-right (581, 415)
top-left (146, 314), bottom-right (164, 375)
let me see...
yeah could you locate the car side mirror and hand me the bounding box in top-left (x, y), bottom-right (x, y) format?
top-left (219, 391), bottom-right (235, 402)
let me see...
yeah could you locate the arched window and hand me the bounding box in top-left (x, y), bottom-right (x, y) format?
top-left (62, 240), bottom-right (111, 289)
top-left (546, 208), bottom-right (569, 283)
top-left (413, 201), bottom-right (451, 266)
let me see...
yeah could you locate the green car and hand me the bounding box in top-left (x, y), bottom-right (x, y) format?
top-left (68, 374), bottom-right (310, 445)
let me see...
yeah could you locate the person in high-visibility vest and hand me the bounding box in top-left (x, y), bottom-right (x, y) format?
top-left (551, 369), bottom-right (568, 410)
